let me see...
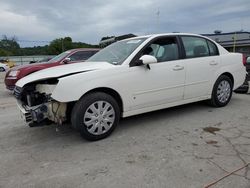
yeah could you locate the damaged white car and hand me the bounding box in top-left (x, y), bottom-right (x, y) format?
top-left (15, 33), bottom-right (246, 140)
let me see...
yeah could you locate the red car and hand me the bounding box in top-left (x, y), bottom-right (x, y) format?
top-left (5, 48), bottom-right (99, 90)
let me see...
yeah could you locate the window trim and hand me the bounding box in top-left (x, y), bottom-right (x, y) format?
top-left (206, 39), bottom-right (219, 56)
top-left (129, 35), bottom-right (182, 67)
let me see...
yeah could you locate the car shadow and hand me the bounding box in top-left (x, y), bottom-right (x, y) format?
top-left (117, 101), bottom-right (211, 133)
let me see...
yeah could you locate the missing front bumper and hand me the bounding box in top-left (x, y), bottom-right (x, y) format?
top-left (16, 100), bottom-right (67, 125)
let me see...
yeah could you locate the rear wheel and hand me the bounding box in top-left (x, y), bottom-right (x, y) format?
top-left (0, 67), bottom-right (5, 72)
top-left (71, 92), bottom-right (120, 141)
top-left (209, 75), bottom-right (233, 107)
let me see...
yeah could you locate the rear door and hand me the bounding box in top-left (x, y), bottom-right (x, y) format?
top-left (180, 36), bottom-right (220, 99)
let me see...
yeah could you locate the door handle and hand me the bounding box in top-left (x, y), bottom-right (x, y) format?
top-left (173, 65), bottom-right (184, 71)
top-left (209, 61), bottom-right (218, 65)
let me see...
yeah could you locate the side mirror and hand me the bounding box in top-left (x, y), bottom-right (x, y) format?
top-left (62, 57), bottom-right (71, 64)
top-left (139, 55), bottom-right (157, 65)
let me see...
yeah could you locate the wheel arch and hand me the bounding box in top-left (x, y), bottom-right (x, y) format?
top-left (219, 72), bottom-right (234, 87)
top-left (83, 87), bottom-right (124, 113)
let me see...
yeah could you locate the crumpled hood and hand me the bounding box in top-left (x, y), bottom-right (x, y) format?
top-left (16, 61), bottom-right (113, 87)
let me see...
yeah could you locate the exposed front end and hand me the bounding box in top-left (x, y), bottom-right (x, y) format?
top-left (14, 82), bottom-right (67, 126)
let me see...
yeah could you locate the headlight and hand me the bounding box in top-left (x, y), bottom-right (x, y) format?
top-left (8, 70), bottom-right (20, 77)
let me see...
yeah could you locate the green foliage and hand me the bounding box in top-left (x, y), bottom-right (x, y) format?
top-left (48, 37), bottom-right (98, 54)
top-left (19, 45), bottom-right (50, 56)
top-left (0, 35), bottom-right (20, 56)
top-left (0, 35), bottom-right (98, 56)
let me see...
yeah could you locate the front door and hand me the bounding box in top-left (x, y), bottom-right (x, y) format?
top-left (129, 37), bottom-right (186, 110)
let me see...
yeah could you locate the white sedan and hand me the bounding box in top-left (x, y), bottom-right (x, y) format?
top-left (0, 62), bottom-right (9, 72)
top-left (14, 33), bottom-right (245, 140)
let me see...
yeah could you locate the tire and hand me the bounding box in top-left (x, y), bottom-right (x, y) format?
top-left (71, 92), bottom-right (120, 141)
top-left (0, 67), bottom-right (5, 72)
top-left (209, 75), bottom-right (233, 107)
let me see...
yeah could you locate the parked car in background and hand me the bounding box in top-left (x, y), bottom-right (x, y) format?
top-left (0, 59), bottom-right (15, 68)
top-left (29, 57), bottom-right (54, 64)
top-left (234, 55), bottom-right (250, 93)
top-left (14, 33), bottom-right (245, 141)
top-left (5, 48), bottom-right (99, 90)
top-left (0, 63), bottom-right (9, 72)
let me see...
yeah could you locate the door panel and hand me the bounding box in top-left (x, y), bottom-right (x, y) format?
top-left (183, 56), bottom-right (219, 99)
top-left (129, 61), bottom-right (185, 110)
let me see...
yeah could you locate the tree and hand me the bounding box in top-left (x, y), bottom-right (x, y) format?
top-left (0, 35), bottom-right (98, 56)
top-left (48, 37), bottom-right (73, 54)
top-left (0, 35), bottom-right (20, 56)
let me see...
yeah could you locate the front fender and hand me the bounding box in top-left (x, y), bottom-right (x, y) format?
top-left (50, 68), bottom-right (131, 112)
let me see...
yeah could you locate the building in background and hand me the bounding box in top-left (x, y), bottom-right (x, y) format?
top-left (203, 31), bottom-right (250, 55)
top-left (99, 31), bottom-right (250, 55)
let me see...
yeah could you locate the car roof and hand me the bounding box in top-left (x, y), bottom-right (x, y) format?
top-left (123, 33), bottom-right (214, 44)
top-left (126, 33), bottom-right (206, 40)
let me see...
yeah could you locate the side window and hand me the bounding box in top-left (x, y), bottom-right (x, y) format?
top-left (181, 36), bottom-right (209, 58)
top-left (69, 51), bottom-right (96, 61)
top-left (207, 40), bottom-right (219, 56)
top-left (142, 37), bottom-right (179, 63)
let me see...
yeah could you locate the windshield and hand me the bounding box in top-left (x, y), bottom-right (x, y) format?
top-left (87, 37), bottom-right (147, 64)
top-left (48, 51), bottom-right (71, 63)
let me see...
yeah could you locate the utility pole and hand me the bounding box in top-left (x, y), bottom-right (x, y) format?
top-left (156, 8), bottom-right (160, 33)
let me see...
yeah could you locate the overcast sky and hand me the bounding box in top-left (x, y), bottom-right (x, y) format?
top-left (0, 0), bottom-right (249, 47)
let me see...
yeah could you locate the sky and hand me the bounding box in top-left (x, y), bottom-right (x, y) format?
top-left (0, 0), bottom-right (249, 47)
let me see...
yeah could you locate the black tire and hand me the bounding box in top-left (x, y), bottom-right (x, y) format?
top-left (209, 75), bottom-right (233, 107)
top-left (0, 67), bottom-right (5, 72)
top-left (71, 92), bottom-right (120, 141)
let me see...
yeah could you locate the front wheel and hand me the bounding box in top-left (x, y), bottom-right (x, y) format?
top-left (209, 75), bottom-right (233, 107)
top-left (0, 67), bottom-right (5, 72)
top-left (71, 92), bottom-right (120, 141)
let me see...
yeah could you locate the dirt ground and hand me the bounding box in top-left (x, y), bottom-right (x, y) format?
top-left (0, 72), bottom-right (249, 188)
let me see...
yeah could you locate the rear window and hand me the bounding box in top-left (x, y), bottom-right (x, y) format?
top-left (181, 36), bottom-right (209, 58)
top-left (181, 36), bottom-right (219, 58)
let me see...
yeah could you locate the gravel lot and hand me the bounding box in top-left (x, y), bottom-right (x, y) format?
top-left (0, 72), bottom-right (249, 188)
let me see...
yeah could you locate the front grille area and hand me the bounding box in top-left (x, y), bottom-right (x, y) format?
top-left (13, 86), bottom-right (23, 99)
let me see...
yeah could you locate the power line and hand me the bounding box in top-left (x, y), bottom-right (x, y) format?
top-left (17, 39), bottom-right (50, 43)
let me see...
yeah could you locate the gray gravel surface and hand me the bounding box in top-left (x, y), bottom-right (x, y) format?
top-left (0, 72), bottom-right (249, 188)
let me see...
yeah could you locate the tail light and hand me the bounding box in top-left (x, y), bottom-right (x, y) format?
top-left (242, 54), bottom-right (247, 66)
